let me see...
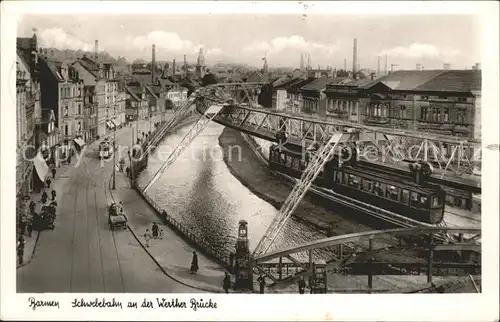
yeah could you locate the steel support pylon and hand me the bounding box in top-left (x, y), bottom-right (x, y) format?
top-left (252, 132), bottom-right (350, 257)
top-left (142, 104), bottom-right (225, 193)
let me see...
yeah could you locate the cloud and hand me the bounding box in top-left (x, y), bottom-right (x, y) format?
top-left (126, 31), bottom-right (223, 57)
top-left (378, 43), bottom-right (460, 59)
top-left (243, 35), bottom-right (339, 56)
top-left (37, 28), bottom-right (92, 51)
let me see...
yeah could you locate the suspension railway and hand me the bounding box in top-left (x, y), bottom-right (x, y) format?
top-left (132, 82), bottom-right (481, 290)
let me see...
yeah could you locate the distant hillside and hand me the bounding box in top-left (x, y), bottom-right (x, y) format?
top-left (42, 47), bottom-right (130, 67)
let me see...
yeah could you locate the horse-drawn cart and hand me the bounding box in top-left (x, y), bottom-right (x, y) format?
top-left (108, 203), bottom-right (127, 230)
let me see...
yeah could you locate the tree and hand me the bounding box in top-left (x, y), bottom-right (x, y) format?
top-left (202, 73), bottom-right (218, 86)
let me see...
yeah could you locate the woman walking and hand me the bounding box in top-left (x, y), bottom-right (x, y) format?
top-left (190, 251), bottom-right (199, 274)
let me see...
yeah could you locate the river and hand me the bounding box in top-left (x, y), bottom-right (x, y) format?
top-left (137, 121), bottom-right (333, 259)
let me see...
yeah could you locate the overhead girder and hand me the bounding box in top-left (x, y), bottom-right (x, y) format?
top-left (194, 102), bottom-right (481, 184)
top-left (254, 227), bottom-right (481, 263)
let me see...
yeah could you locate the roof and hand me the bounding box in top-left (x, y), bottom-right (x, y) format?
top-left (125, 86), bottom-right (141, 101)
top-left (132, 73), bottom-right (156, 86)
top-left (158, 78), bottom-right (175, 87)
top-left (300, 76), bottom-right (331, 92)
top-left (360, 70), bottom-right (445, 91)
top-left (287, 77), bottom-right (316, 93)
top-left (16, 37), bottom-right (35, 70)
top-left (272, 76), bottom-right (294, 88)
top-left (144, 85), bottom-right (159, 99)
top-left (274, 77), bottom-right (303, 90)
top-left (41, 57), bottom-right (64, 82)
top-left (413, 70), bottom-right (481, 93)
top-left (75, 56), bottom-right (101, 78)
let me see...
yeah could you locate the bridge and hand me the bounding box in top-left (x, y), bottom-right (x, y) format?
top-left (131, 81), bottom-right (481, 292)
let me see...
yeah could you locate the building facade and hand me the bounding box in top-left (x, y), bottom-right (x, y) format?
top-left (16, 33), bottom-right (42, 196)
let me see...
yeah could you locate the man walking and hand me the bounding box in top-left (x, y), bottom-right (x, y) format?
top-left (222, 272), bottom-right (231, 294)
top-left (144, 229), bottom-right (151, 247)
top-left (46, 178), bottom-right (52, 189)
top-left (51, 168), bottom-right (56, 179)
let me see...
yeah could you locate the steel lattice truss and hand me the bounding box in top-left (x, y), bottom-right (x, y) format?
top-left (252, 133), bottom-right (351, 257)
top-left (142, 102), bottom-right (226, 193)
top-left (195, 104), bottom-right (482, 182)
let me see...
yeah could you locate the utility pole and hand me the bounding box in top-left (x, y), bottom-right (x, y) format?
top-left (112, 105), bottom-right (116, 190)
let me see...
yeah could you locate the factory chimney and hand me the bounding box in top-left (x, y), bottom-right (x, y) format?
top-left (377, 56), bottom-right (380, 74)
top-left (152, 44), bottom-right (156, 85)
top-left (184, 54), bottom-right (187, 77)
top-left (94, 40), bottom-right (99, 61)
top-left (172, 59), bottom-right (176, 76)
top-left (384, 55), bottom-right (388, 75)
top-left (352, 38), bottom-right (358, 74)
top-left (344, 58), bottom-right (347, 71)
top-left (416, 63), bottom-right (421, 71)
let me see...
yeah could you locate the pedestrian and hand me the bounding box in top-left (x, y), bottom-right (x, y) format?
top-left (118, 202), bottom-right (124, 214)
top-left (46, 178), bottom-right (52, 189)
top-left (222, 272), bottom-right (231, 294)
top-left (298, 276), bottom-right (306, 294)
top-left (51, 189), bottom-right (56, 201)
top-left (41, 191), bottom-right (48, 204)
top-left (125, 166), bottom-right (130, 178)
top-left (26, 219), bottom-right (33, 238)
top-left (144, 229), bottom-right (151, 247)
top-left (152, 222), bottom-right (159, 239)
top-left (159, 229), bottom-right (164, 239)
top-left (18, 216), bottom-right (26, 236)
top-left (257, 275), bottom-right (266, 294)
top-left (51, 168), bottom-right (56, 179)
top-left (17, 236), bottom-right (25, 265)
top-left (190, 251), bottom-right (199, 274)
top-left (29, 201), bottom-right (36, 215)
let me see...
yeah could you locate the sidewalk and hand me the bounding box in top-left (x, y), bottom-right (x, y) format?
top-left (16, 145), bottom-right (84, 269)
top-left (110, 151), bottom-right (232, 293)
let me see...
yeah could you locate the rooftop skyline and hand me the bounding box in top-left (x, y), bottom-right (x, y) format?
top-left (18, 14), bottom-right (481, 70)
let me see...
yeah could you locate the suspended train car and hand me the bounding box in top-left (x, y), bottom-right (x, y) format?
top-left (268, 144), bottom-right (445, 225)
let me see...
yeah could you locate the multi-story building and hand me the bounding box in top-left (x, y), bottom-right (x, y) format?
top-left (39, 56), bottom-right (85, 153)
top-left (83, 85), bottom-right (98, 142)
top-left (115, 88), bottom-right (127, 128)
top-left (72, 55), bottom-right (116, 138)
top-left (16, 33), bottom-right (42, 195)
top-left (286, 78), bottom-right (316, 114)
top-left (165, 85), bottom-right (188, 109)
top-left (300, 76), bottom-right (332, 116)
top-left (125, 85), bottom-right (149, 123)
top-left (324, 77), bottom-right (369, 123)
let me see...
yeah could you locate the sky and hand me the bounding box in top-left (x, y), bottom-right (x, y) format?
top-left (18, 14), bottom-right (482, 70)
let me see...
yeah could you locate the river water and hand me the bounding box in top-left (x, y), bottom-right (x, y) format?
top-left (137, 121), bottom-right (332, 259)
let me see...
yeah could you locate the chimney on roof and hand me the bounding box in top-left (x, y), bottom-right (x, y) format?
top-left (152, 44), bottom-right (156, 84)
top-left (352, 38), bottom-right (358, 74)
top-left (443, 63), bottom-right (451, 70)
top-left (370, 72), bottom-right (376, 80)
top-left (94, 40), bottom-right (98, 61)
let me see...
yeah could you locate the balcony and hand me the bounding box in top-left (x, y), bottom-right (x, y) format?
top-left (364, 116), bottom-right (390, 125)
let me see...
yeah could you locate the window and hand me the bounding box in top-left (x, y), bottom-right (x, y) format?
top-left (431, 108), bottom-right (440, 122)
top-left (386, 185), bottom-right (400, 201)
top-left (78, 104), bottom-right (82, 115)
top-left (420, 106), bottom-right (429, 121)
top-left (64, 106), bottom-right (68, 116)
top-left (373, 182), bottom-right (385, 196)
top-left (457, 109), bottom-right (466, 123)
top-left (399, 106), bottom-right (407, 119)
top-left (432, 196), bottom-right (442, 207)
top-left (64, 124), bottom-right (68, 136)
top-left (421, 96), bottom-right (429, 100)
top-left (443, 108), bottom-right (449, 122)
top-left (362, 179), bottom-right (373, 192)
top-left (458, 97), bottom-right (467, 103)
top-left (60, 87), bottom-right (64, 98)
top-left (401, 189), bottom-right (410, 205)
top-left (343, 173), bottom-right (350, 185)
top-left (348, 174), bottom-right (361, 189)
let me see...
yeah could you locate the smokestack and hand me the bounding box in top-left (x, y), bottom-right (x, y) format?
top-left (352, 38), bottom-right (358, 74)
top-left (152, 44), bottom-right (156, 84)
top-left (184, 54), bottom-right (187, 77)
top-left (94, 40), bottom-right (98, 61)
top-left (416, 63), bottom-right (421, 71)
top-left (172, 59), bottom-right (176, 76)
top-left (384, 55), bottom-right (388, 75)
top-left (443, 63), bottom-right (451, 70)
top-left (377, 56), bottom-right (380, 74)
top-left (344, 58), bottom-right (347, 71)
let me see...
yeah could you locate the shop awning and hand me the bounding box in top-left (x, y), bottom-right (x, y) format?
top-left (74, 138), bottom-right (86, 147)
top-left (106, 121), bottom-right (115, 129)
top-left (33, 152), bottom-right (49, 181)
